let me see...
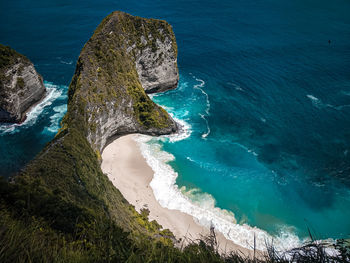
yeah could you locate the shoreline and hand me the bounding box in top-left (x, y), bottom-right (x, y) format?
top-left (0, 82), bottom-right (64, 134)
top-left (101, 134), bottom-right (261, 258)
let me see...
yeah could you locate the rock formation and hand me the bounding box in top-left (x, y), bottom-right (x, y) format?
top-left (134, 27), bottom-right (179, 93)
top-left (0, 12), bottom-right (187, 261)
top-left (64, 11), bottom-right (179, 153)
top-left (4, 11), bottom-right (180, 246)
top-left (0, 44), bottom-right (46, 123)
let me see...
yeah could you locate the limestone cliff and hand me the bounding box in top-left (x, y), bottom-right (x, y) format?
top-left (0, 44), bottom-right (46, 123)
top-left (134, 24), bottom-right (179, 93)
top-left (9, 11), bottom-right (180, 239)
top-left (63, 11), bottom-right (178, 152)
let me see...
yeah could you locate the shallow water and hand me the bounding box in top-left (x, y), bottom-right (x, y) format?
top-left (1, 0), bottom-right (349, 248)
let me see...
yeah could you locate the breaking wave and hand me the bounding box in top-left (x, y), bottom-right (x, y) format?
top-left (134, 133), bottom-right (303, 251)
top-left (0, 82), bottom-right (66, 135)
top-left (42, 104), bottom-right (67, 134)
top-left (140, 74), bottom-right (304, 251)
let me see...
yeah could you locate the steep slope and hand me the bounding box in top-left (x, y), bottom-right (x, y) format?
top-left (64, 11), bottom-right (178, 153)
top-left (0, 44), bottom-right (46, 123)
top-left (1, 11), bottom-right (348, 263)
top-left (3, 10), bottom-right (179, 240)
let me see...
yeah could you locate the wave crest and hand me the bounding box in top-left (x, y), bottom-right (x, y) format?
top-left (0, 82), bottom-right (66, 134)
top-left (134, 134), bottom-right (302, 251)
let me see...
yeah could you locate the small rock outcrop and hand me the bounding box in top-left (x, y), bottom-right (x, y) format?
top-left (0, 44), bottom-right (46, 123)
top-left (64, 11), bottom-right (179, 152)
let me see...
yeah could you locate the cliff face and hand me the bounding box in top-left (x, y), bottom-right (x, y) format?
top-left (0, 44), bottom-right (46, 123)
top-left (9, 11), bottom-right (179, 234)
top-left (64, 11), bottom-right (178, 152)
top-left (134, 27), bottom-right (178, 93)
top-left (0, 12), bottom-right (183, 261)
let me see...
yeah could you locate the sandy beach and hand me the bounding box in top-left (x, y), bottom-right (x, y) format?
top-left (101, 134), bottom-right (261, 257)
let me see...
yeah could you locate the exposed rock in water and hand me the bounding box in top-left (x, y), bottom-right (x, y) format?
top-left (64, 11), bottom-right (179, 153)
top-left (0, 44), bottom-right (46, 123)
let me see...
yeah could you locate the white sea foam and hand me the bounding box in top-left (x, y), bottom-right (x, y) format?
top-left (235, 142), bottom-right (259, 157)
top-left (42, 104), bottom-right (67, 134)
top-left (192, 76), bottom-right (211, 139)
top-left (60, 60), bottom-right (73, 65)
top-left (140, 75), bottom-right (303, 251)
top-left (193, 77), bottom-right (210, 116)
top-left (57, 57), bottom-right (73, 65)
top-left (177, 80), bottom-right (189, 92)
top-left (0, 125), bottom-right (17, 134)
top-left (140, 74), bottom-right (330, 254)
top-left (227, 81), bottom-right (244, 91)
top-left (26, 82), bottom-right (65, 124)
top-left (134, 134), bottom-right (303, 251)
top-left (199, 113), bottom-right (210, 138)
top-left (140, 75), bottom-right (335, 252)
top-left (164, 116), bottom-right (192, 143)
top-left (307, 94), bottom-right (324, 109)
top-left (151, 102), bottom-right (192, 143)
top-left (186, 156), bottom-right (195, 162)
top-left (306, 94), bottom-right (350, 111)
top-left (0, 82), bottom-right (65, 134)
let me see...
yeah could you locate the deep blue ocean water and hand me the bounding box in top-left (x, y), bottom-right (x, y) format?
top-left (1, 0), bottom-right (350, 247)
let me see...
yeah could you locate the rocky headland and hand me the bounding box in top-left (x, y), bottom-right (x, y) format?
top-left (0, 10), bottom-right (348, 263)
top-left (0, 10), bottom-right (257, 263)
top-left (0, 44), bottom-right (46, 123)
top-left (64, 11), bottom-right (179, 153)
top-left (4, 11), bottom-right (180, 239)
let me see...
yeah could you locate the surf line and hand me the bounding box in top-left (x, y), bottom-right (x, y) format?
top-left (0, 82), bottom-right (66, 134)
top-left (191, 74), bottom-right (211, 139)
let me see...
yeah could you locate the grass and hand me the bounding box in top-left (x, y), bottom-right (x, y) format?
top-left (1, 191), bottom-right (349, 263)
top-left (0, 44), bottom-right (27, 70)
top-left (63, 11), bottom-right (176, 148)
top-left (1, 12), bottom-right (349, 262)
top-left (0, 44), bottom-right (30, 98)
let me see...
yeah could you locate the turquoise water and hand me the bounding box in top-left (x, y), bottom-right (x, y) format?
top-left (144, 72), bottom-right (350, 249)
top-left (0, 82), bottom-right (67, 176)
top-left (1, 0), bottom-right (350, 248)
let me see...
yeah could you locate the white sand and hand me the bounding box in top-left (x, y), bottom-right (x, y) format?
top-left (101, 134), bottom-right (260, 258)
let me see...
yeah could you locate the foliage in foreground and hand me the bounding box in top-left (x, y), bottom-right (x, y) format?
top-left (1, 175), bottom-right (350, 263)
top-left (1, 11), bottom-right (349, 263)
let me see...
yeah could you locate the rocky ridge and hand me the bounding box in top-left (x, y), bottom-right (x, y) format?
top-left (0, 44), bottom-right (46, 123)
top-left (63, 11), bottom-right (179, 153)
top-left (2, 11), bottom-right (180, 247)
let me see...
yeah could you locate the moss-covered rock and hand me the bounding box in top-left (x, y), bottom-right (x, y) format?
top-left (63, 11), bottom-right (178, 152)
top-left (6, 10), bottom-right (179, 249)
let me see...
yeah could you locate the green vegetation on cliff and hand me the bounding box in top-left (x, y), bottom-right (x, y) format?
top-left (0, 11), bottom-right (181, 262)
top-left (0, 45), bottom-right (23, 92)
top-left (1, 11), bottom-right (349, 263)
top-left (0, 44), bottom-right (28, 69)
top-left (64, 11), bottom-right (176, 149)
top-left (0, 43), bottom-right (46, 123)
top-left (0, 44), bottom-right (30, 85)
